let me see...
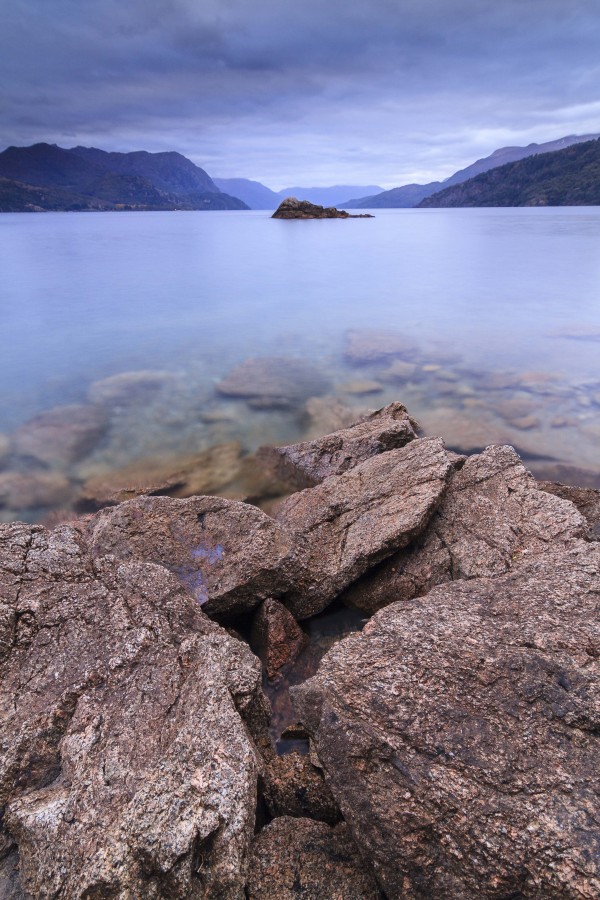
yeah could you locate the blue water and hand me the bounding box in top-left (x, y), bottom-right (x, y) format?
top-left (1, 207), bottom-right (600, 519)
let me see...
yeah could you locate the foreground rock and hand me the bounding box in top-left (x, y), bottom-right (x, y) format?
top-left (538, 480), bottom-right (600, 538)
top-left (272, 197), bottom-right (373, 219)
top-left (276, 437), bottom-right (453, 618)
top-left (258, 402), bottom-right (418, 489)
top-left (217, 357), bottom-right (330, 409)
top-left (0, 522), bottom-right (269, 898)
top-left (89, 494), bottom-right (298, 619)
top-left (294, 544), bottom-right (600, 898)
top-left (247, 818), bottom-right (381, 899)
top-left (342, 444), bottom-right (588, 613)
top-left (12, 403), bottom-right (108, 466)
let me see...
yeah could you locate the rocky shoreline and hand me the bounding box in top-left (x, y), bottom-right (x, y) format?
top-left (1, 402), bottom-right (598, 897)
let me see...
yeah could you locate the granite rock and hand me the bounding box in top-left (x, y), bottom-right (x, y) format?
top-left (251, 598), bottom-right (307, 680)
top-left (538, 480), bottom-right (600, 538)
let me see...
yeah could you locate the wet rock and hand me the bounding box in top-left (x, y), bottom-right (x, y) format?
top-left (303, 395), bottom-right (360, 439)
top-left (538, 480), bottom-right (600, 538)
top-left (247, 818), bottom-right (382, 899)
top-left (259, 402), bottom-right (418, 489)
top-left (262, 752), bottom-right (341, 824)
top-left (89, 494), bottom-right (297, 619)
top-left (78, 441), bottom-right (243, 509)
top-left (293, 544), bottom-right (600, 898)
top-left (271, 197), bottom-right (373, 219)
top-left (87, 369), bottom-right (179, 407)
top-left (0, 470), bottom-right (72, 510)
top-left (342, 444), bottom-right (587, 613)
top-left (343, 327), bottom-right (418, 365)
top-left (12, 404), bottom-right (108, 467)
top-left (275, 437), bottom-right (453, 618)
top-left (217, 357), bottom-right (330, 409)
top-left (0, 522), bottom-right (269, 898)
top-left (251, 599), bottom-right (307, 681)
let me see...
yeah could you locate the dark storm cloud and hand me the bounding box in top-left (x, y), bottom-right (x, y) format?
top-left (2, 0), bottom-right (599, 186)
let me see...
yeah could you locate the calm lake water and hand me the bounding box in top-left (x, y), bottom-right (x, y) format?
top-left (1, 207), bottom-right (600, 522)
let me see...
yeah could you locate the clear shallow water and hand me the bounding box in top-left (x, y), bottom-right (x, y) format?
top-left (1, 207), bottom-right (600, 522)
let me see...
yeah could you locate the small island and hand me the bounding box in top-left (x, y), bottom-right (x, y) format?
top-left (272, 196), bottom-right (374, 218)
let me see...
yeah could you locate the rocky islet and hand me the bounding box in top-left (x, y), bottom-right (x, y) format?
top-left (1, 402), bottom-right (599, 896)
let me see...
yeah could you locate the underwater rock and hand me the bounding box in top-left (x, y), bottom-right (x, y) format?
top-left (0, 434), bottom-right (10, 466)
top-left (343, 327), bottom-right (418, 365)
top-left (303, 395), bottom-right (360, 439)
top-left (217, 357), bottom-right (330, 409)
top-left (12, 404), bottom-right (108, 467)
top-left (87, 369), bottom-right (180, 407)
top-left (0, 470), bottom-right (72, 511)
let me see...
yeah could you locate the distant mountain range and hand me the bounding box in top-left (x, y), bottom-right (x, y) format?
top-left (342, 133), bottom-right (600, 208)
top-left (213, 179), bottom-right (383, 209)
top-left (0, 143), bottom-right (249, 212)
top-left (418, 137), bottom-right (600, 208)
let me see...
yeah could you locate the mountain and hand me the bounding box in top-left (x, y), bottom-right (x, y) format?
top-left (418, 138), bottom-right (600, 207)
top-left (0, 143), bottom-right (249, 211)
top-left (344, 133), bottom-right (600, 208)
top-left (213, 177), bottom-right (281, 209)
top-left (277, 185), bottom-right (384, 207)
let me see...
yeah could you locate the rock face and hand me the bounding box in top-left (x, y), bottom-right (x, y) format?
top-left (271, 197), bottom-right (373, 219)
top-left (247, 817), bottom-right (382, 899)
top-left (251, 598), bottom-right (307, 680)
top-left (12, 404), bottom-right (108, 466)
top-left (258, 402), bottom-right (418, 489)
top-left (293, 544), bottom-right (600, 898)
top-left (276, 437), bottom-right (454, 618)
top-left (89, 494), bottom-right (298, 619)
top-left (217, 357), bottom-right (330, 409)
top-left (342, 444), bottom-right (588, 613)
top-left (0, 522), bottom-right (268, 898)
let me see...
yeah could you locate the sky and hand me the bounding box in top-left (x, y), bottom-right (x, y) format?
top-left (2, 0), bottom-right (600, 189)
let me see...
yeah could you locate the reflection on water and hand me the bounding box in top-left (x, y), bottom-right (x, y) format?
top-left (1, 208), bottom-right (600, 524)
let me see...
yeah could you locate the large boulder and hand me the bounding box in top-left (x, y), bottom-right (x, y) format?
top-left (342, 444), bottom-right (588, 614)
top-left (275, 437), bottom-right (454, 618)
top-left (0, 521), bottom-right (270, 898)
top-left (217, 357), bottom-right (330, 409)
top-left (89, 494), bottom-right (298, 619)
top-left (246, 817), bottom-right (382, 899)
top-left (258, 402), bottom-right (418, 489)
top-left (293, 544), bottom-right (600, 898)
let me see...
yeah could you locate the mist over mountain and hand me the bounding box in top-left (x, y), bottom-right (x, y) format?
top-left (419, 138), bottom-right (600, 207)
top-left (343, 133), bottom-right (600, 208)
top-left (0, 144), bottom-right (248, 212)
top-left (213, 178), bottom-right (281, 210)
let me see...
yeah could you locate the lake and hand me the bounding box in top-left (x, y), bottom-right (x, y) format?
top-left (1, 206), bottom-right (600, 523)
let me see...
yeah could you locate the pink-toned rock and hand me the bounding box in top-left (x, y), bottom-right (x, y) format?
top-left (251, 598), bottom-right (307, 680)
top-left (12, 404), bottom-right (108, 466)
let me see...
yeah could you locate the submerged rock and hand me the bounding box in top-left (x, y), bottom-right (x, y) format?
top-left (247, 817), bottom-right (382, 899)
top-left (343, 327), bottom-right (419, 365)
top-left (276, 437), bottom-right (454, 618)
top-left (258, 401), bottom-right (418, 489)
top-left (302, 395), bottom-right (360, 439)
top-left (89, 494), bottom-right (298, 619)
top-left (0, 434), bottom-right (10, 465)
top-left (0, 470), bottom-right (72, 511)
top-left (272, 197), bottom-right (373, 219)
top-left (217, 357), bottom-right (330, 409)
top-left (12, 403), bottom-right (108, 467)
top-left (87, 369), bottom-right (179, 407)
top-left (342, 444), bottom-right (587, 613)
top-left (293, 544), bottom-right (600, 898)
top-left (0, 522), bottom-right (268, 898)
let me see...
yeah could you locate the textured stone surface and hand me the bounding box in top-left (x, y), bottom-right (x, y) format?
top-left (258, 402), bottom-right (417, 489)
top-left (89, 494), bottom-right (298, 619)
top-left (262, 752), bottom-right (340, 824)
top-left (342, 444), bottom-right (588, 613)
top-left (78, 442), bottom-right (243, 509)
top-left (247, 817), bottom-right (382, 899)
top-left (538, 480), bottom-right (600, 538)
top-left (217, 357), bottom-right (329, 409)
top-left (343, 327), bottom-right (418, 364)
top-left (294, 544), bottom-right (600, 898)
top-left (276, 437), bottom-right (453, 618)
top-left (0, 521), bottom-right (269, 898)
top-left (251, 598), bottom-right (307, 680)
top-left (12, 404), bottom-right (108, 466)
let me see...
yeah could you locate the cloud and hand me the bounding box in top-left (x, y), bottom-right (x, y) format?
top-left (2, 0), bottom-right (599, 187)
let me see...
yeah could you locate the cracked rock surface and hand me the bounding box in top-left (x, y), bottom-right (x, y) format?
top-left (0, 522), bottom-right (268, 898)
top-left (276, 437), bottom-right (454, 618)
top-left (293, 542), bottom-right (600, 898)
top-left (342, 443), bottom-right (588, 613)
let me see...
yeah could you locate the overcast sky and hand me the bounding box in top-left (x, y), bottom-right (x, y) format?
top-left (2, 0), bottom-right (600, 188)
